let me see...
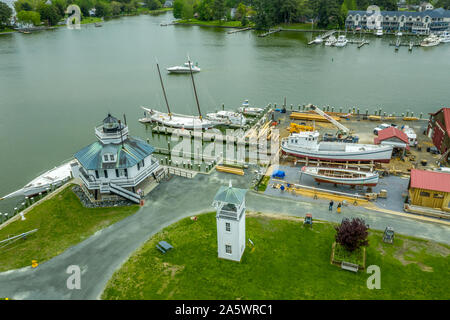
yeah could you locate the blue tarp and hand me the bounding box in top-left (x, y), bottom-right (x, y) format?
top-left (272, 170), bottom-right (285, 178)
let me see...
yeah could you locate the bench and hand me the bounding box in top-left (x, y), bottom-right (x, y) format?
top-left (156, 241), bottom-right (173, 254)
top-left (341, 261), bottom-right (359, 273)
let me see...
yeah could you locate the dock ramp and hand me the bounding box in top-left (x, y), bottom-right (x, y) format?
top-left (109, 183), bottom-right (141, 204)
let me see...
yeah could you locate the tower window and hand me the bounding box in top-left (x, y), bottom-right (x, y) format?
top-left (115, 169), bottom-right (119, 178)
top-left (109, 154), bottom-right (115, 161)
top-left (225, 245), bottom-right (232, 254)
top-left (225, 222), bottom-right (231, 232)
top-left (124, 168), bottom-right (128, 177)
top-left (104, 170), bottom-right (108, 178)
top-left (95, 170), bottom-right (99, 179)
top-left (104, 155), bottom-right (108, 161)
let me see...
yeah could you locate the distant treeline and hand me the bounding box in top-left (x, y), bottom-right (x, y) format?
top-left (1, 0), bottom-right (168, 28)
top-left (172, 0), bottom-right (403, 29)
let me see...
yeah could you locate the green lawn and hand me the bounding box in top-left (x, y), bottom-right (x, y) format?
top-left (175, 19), bottom-right (247, 28)
top-left (81, 17), bottom-right (103, 24)
top-left (102, 212), bottom-right (450, 300)
top-left (0, 185), bottom-right (139, 272)
top-left (257, 175), bottom-right (270, 192)
top-left (0, 28), bottom-right (15, 33)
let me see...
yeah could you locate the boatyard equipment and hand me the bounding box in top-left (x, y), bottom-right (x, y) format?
top-left (383, 227), bottom-right (395, 244)
top-left (304, 214), bottom-right (312, 226)
top-left (289, 123), bottom-right (314, 133)
top-left (309, 105), bottom-right (353, 137)
top-left (272, 170), bottom-right (285, 179)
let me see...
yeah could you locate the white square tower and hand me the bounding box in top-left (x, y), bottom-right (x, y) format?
top-left (212, 181), bottom-right (247, 262)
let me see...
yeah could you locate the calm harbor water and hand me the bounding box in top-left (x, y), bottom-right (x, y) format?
top-left (0, 12), bottom-right (449, 211)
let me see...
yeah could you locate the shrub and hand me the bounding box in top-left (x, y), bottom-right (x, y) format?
top-left (335, 217), bottom-right (369, 252)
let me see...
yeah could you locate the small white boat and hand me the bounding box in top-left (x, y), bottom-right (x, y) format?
top-left (420, 34), bottom-right (441, 47)
top-left (313, 36), bottom-right (323, 44)
top-left (167, 62), bottom-right (201, 73)
top-left (375, 27), bottom-right (383, 37)
top-left (206, 110), bottom-right (246, 127)
top-left (140, 107), bottom-right (218, 129)
top-left (281, 131), bottom-right (393, 163)
top-left (325, 35), bottom-right (337, 46)
top-left (238, 100), bottom-right (263, 116)
top-left (396, 31), bottom-right (403, 37)
top-left (334, 35), bottom-right (348, 47)
top-left (0, 161), bottom-right (73, 200)
top-left (439, 31), bottom-right (450, 43)
top-left (301, 166), bottom-right (379, 187)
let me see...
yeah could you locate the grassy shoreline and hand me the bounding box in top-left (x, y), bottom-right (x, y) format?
top-left (0, 185), bottom-right (139, 272)
top-left (102, 212), bottom-right (450, 300)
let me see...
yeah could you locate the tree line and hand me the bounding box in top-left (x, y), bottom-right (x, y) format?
top-left (0, 0), bottom-right (168, 28)
top-left (172, 0), bottom-right (401, 28)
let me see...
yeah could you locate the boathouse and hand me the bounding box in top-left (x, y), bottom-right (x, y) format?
top-left (427, 107), bottom-right (450, 163)
top-left (71, 114), bottom-right (162, 203)
top-left (374, 127), bottom-right (410, 155)
top-left (407, 169), bottom-right (450, 211)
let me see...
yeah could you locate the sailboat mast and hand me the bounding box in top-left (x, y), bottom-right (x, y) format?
top-left (188, 58), bottom-right (202, 120)
top-left (156, 62), bottom-right (172, 118)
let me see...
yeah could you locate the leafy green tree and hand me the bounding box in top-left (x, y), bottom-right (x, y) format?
top-left (0, 2), bottom-right (13, 29)
top-left (252, 0), bottom-right (275, 28)
top-left (173, 0), bottom-right (184, 18)
top-left (197, 0), bottom-right (214, 20)
top-left (235, 2), bottom-right (246, 20)
top-left (181, 0), bottom-right (193, 19)
top-left (52, 0), bottom-right (68, 16)
top-left (145, 0), bottom-right (162, 10)
top-left (436, 0), bottom-right (450, 9)
top-left (95, 1), bottom-right (112, 17)
top-left (37, 3), bottom-right (61, 26)
top-left (212, 0), bottom-right (226, 20)
top-left (111, 1), bottom-right (123, 15)
top-left (14, 0), bottom-right (34, 12)
top-left (17, 10), bottom-right (41, 26)
top-left (74, 0), bottom-right (95, 18)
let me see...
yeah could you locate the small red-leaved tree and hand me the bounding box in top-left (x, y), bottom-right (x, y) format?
top-left (335, 218), bottom-right (369, 252)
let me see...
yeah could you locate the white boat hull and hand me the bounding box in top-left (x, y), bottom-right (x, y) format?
top-left (167, 66), bottom-right (201, 73)
top-left (1, 161), bottom-right (73, 200)
top-left (282, 141), bottom-right (393, 163)
top-left (140, 107), bottom-right (217, 129)
top-left (301, 166), bottom-right (379, 186)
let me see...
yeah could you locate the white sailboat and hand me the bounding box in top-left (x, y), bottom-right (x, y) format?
top-left (140, 60), bottom-right (216, 129)
top-left (167, 62), bottom-right (201, 73)
top-left (1, 161), bottom-right (74, 200)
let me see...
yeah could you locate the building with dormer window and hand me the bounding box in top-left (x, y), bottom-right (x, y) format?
top-left (71, 114), bottom-right (162, 203)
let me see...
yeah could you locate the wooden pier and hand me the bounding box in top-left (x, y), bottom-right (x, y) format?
top-left (319, 30), bottom-right (336, 39)
top-left (227, 27), bottom-right (252, 34)
top-left (258, 28), bottom-right (281, 37)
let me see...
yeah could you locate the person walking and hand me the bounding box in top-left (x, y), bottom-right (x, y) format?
top-left (337, 202), bottom-right (342, 214)
top-left (329, 200), bottom-right (334, 211)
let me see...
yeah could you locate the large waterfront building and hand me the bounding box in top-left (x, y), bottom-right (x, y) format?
top-left (346, 8), bottom-right (450, 34)
top-left (71, 114), bottom-right (162, 203)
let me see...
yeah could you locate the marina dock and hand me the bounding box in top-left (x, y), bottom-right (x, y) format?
top-left (258, 28), bottom-right (281, 37)
top-left (227, 27), bottom-right (252, 34)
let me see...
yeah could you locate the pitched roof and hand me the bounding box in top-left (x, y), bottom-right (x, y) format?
top-left (213, 184), bottom-right (247, 205)
top-left (374, 127), bottom-right (409, 149)
top-left (347, 8), bottom-right (450, 19)
top-left (74, 136), bottom-right (154, 170)
top-left (410, 169), bottom-right (450, 193)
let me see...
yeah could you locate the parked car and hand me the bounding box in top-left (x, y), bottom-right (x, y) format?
top-left (373, 123), bottom-right (392, 135)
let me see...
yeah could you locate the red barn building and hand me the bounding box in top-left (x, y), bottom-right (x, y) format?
top-left (374, 127), bottom-right (409, 156)
top-left (427, 108), bottom-right (450, 162)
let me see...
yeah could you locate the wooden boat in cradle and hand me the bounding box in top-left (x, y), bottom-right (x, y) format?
top-left (301, 166), bottom-right (379, 186)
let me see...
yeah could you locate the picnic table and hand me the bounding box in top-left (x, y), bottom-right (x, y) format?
top-left (156, 241), bottom-right (173, 254)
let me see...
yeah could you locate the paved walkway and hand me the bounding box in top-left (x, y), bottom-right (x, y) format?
top-left (0, 171), bottom-right (448, 300)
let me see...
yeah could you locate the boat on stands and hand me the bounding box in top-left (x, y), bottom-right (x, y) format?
top-left (167, 62), bottom-right (201, 73)
top-left (281, 131), bottom-right (393, 163)
top-left (420, 34), bottom-right (441, 47)
top-left (238, 100), bottom-right (264, 116)
top-left (206, 110), bottom-right (246, 127)
top-left (375, 27), bottom-right (383, 37)
top-left (0, 161), bottom-right (73, 200)
top-left (300, 166), bottom-right (379, 186)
